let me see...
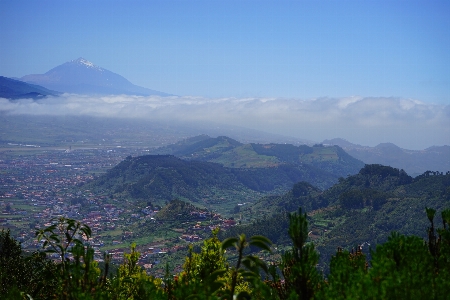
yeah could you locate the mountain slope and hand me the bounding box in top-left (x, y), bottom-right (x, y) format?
top-left (21, 58), bottom-right (172, 96)
top-left (85, 155), bottom-right (338, 213)
top-left (222, 165), bottom-right (450, 271)
top-left (153, 135), bottom-right (365, 178)
top-left (112, 162), bottom-right (448, 274)
top-left (323, 138), bottom-right (450, 176)
top-left (154, 135), bottom-right (243, 159)
top-left (0, 76), bottom-right (59, 99)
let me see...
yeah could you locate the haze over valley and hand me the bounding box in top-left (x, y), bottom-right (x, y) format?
top-left (1, 57), bottom-right (449, 150)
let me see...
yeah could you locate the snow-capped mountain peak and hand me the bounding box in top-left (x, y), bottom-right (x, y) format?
top-left (71, 57), bottom-right (102, 71)
top-left (20, 57), bottom-right (172, 96)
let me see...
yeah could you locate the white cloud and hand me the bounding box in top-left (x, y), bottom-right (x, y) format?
top-left (1, 95), bottom-right (448, 149)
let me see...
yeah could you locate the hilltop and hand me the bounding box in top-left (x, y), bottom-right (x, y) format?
top-left (155, 199), bottom-right (211, 221)
top-left (151, 135), bottom-right (364, 177)
top-left (21, 58), bottom-right (172, 96)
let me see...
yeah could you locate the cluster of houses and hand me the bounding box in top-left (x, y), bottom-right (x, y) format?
top-left (0, 149), bottom-right (134, 252)
top-left (0, 148), bottom-right (243, 276)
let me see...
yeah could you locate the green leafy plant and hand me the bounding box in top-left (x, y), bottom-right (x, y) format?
top-left (221, 234), bottom-right (272, 299)
top-left (35, 217), bottom-right (108, 299)
top-left (36, 217), bottom-right (92, 269)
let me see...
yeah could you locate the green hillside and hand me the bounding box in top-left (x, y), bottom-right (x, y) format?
top-left (151, 135), bottom-right (365, 177)
top-left (222, 165), bottom-right (450, 270)
top-left (86, 155), bottom-right (338, 213)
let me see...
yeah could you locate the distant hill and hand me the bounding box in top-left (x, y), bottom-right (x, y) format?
top-left (156, 199), bottom-right (210, 221)
top-left (21, 57), bottom-right (172, 96)
top-left (154, 135), bottom-right (243, 158)
top-left (235, 181), bottom-right (324, 220)
top-left (152, 135), bottom-right (365, 178)
top-left (85, 155), bottom-right (340, 212)
top-left (322, 138), bottom-right (361, 148)
top-left (0, 76), bottom-right (60, 99)
top-left (323, 138), bottom-right (450, 176)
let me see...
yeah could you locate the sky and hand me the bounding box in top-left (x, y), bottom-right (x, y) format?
top-left (0, 0), bottom-right (449, 149)
top-left (1, 0), bottom-right (449, 102)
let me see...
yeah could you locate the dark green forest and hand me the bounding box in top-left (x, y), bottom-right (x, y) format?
top-left (2, 206), bottom-right (450, 299)
top-left (86, 154), bottom-right (338, 206)
top-left (226, 165), bottom-right (450, 270)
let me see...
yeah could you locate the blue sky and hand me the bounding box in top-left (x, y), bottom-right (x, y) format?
top-left (1, 0), bottom-right (449, 149)
top-left (1, 0), bottom-right (449, 103)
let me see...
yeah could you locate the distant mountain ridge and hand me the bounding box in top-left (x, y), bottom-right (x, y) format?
top-left (152, 135), bottom-right (365, 178)
top-left (0, 76), bottom-right (60, 99)
top-left (322, 138), bottom-right (450, 176)
top-left (21, 57), bottom-right (172, 96)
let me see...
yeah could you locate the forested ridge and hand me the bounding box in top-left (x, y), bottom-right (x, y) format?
top-left (86, 154), bottom-right (338, 204)
top-left (228, 165), bottom-right (450, 270)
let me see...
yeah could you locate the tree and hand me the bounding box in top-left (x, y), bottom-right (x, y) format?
top-left (317, 246), bottom-right (367, 299)
top-left (110, 243), bottom-right (163, 300)
top-left (0, 229), bottom-right (58, 299)
top-left (266, 208), bottom-right (322, 300)
top-left (367, 232), bottom-right (435, 299)
top-left (182, 228), bottom-right (226, 283)
top-left (339, 189), bottom-right (364, 209)
top-left (318, 208), bottom-right (450, 299)
top-left (0, 228), bottom-right (26, 297)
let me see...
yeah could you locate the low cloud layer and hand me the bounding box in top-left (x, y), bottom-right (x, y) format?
top-left (1, 95), bottom-right (449, 149)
